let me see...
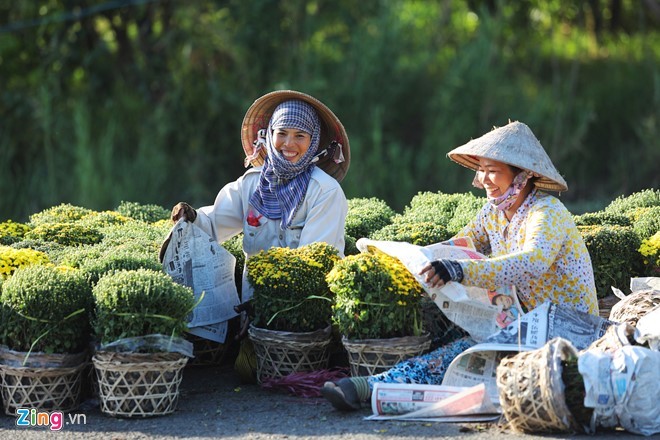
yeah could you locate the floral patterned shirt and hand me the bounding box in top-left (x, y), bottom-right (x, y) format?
top-left (456, 189), bottom-right (599, 315)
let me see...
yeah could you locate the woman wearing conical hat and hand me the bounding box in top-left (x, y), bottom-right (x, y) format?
top-left (321, 121), bottom-right (598, 412)
top-left (420, 120), bottom-right (598, 316)
top-left (168, 91), bottom-right (350, 382)
top-left (170, 90), bottom-right (350, 302)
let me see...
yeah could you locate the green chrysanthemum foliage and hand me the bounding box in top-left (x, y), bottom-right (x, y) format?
top-left (10, 239), bottom-right (67, 261)
top-left (344, 234), bottom-right (359, 256)
top-left (370, 221), bottom-right (451, 246)
top-left (327, 250), bottom-right (424, 340)
top-left (627, 206), bottom-right (660, 241)
top-left (345, 197), bottom-right (396, 240)
top-left (603, 189), bottom-right (660, 216)
top-left (0, 220), bottom-right (31, 245)
top-left (445, 193), bottom-right (486, 236)
top-left (390, 191), bottom-right (485, 237)
top-left (97, 220), bottom-right (169, 256)
top-left (0, 246), bottom-right (50, 280)
top-left (247, 242), bottom-right (340, 332)
top-left (0, 265), bottom-right (92, 353)
top-left (79, 250), bottom-right (162, 285)
top-left (579, 225), bottom-right (644, 298)
top-left (76, 210), bottom-right (131, 229)
top-left (52, 244), bottom-right (105, 269)
top-left (28, 203), bottom-right (94, 226)
top-left (92, 268), bottom-right (195, 345)
top-left (24, 222), bottom-right (103, 246)
top-left (116, 200), bottom-right (170, 223)
top-left (573, 211), bottom-right (632, 227)
top-left (398, 191), bottom-right (466, 226)
top-left (221, 233), bottom-right (245, 295)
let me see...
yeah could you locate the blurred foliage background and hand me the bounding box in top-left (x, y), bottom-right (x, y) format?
top-left (1, 0), bottom-right (659, 222)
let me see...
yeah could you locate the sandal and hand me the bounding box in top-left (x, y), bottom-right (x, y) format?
top-left (320, 381), bottom-right (361, 411)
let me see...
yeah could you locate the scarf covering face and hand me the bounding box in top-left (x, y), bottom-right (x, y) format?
top-left (487, 171), bottom-right (532, 212)
top-left (249, 100), bottom-right (321, 229)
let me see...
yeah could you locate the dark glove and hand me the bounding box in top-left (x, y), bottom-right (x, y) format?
top-left (430, 259), bottom-right (464, 284)
top-left (171, 202), bottom-right (197, 223)
top-left (234, 301), bottom-right (254, 341)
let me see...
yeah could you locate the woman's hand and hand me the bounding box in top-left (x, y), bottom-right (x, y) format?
top-left (419, 259), bottom-right (464, 288)
top-left (171, 202), bottom-right (197, 223)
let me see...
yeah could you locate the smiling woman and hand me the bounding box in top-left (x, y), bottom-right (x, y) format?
top-left (322, 120), bottom-right (600, 413)
top-left (273, 128), bottom-right (312, 163)
top-left (167, 90), bottom-right (351, 382)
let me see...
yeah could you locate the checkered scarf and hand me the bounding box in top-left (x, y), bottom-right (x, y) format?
top-left (249, 100), bottom-right (321, 229)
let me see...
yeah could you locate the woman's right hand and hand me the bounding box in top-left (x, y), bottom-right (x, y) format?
top-left (171, 202), bottom-right (197, 223)
top-left (419, 259), bottom-right (464, 288)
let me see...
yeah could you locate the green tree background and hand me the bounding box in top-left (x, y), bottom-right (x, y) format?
top-left (1, 0), bottom-right (659, 222)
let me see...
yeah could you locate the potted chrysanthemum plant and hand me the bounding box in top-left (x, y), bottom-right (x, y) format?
top-left (326, 248), bottom-right (430, 376)
top-left (246, 242), bottom-right (340, 383)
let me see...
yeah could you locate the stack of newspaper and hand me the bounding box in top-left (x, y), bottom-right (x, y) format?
top-left (161, 219), bottom-right (241, 343)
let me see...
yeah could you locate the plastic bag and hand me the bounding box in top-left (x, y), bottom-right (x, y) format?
top-left (98, 334), bottom-right (194, 358)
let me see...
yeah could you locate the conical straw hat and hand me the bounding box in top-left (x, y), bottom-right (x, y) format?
top-left (241, 90), bottom-right (350, 183)
top-left (447, 121), bottom-right (568, 192)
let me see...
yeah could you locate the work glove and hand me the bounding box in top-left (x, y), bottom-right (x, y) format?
top-left (421, 259), bottom-right (464, 288)
top-left (171, 202), bottom-right (197, 223)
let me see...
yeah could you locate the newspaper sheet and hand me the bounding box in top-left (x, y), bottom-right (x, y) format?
top-left (161, 219), bottom-right (240, 343)
top-left (442, 302), bottom-right (613, 403)
top-left (356, 238), bottom-right (523, 342)
top-left (367, 383), bottom-right (500, 422)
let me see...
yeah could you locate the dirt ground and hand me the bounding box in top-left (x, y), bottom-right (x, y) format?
top-left (0, 361), bottom-right (655, 440)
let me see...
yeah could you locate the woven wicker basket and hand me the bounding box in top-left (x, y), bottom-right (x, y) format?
top-left (585, 322), bottom-right (636, 354)
top-left (609, 289), bottom-right (660, 327)
top-left (0, 351), bottom-right (87, 415)
top-left (496, 338), bottom-right (582, 434)
top-left (92, 352), bottom-right (188, 418)
top-left (342, 333), bottom-right (431, 377)
top-left (248, 325), bottom-right (332, 384)
top-left (186, 334), bottom-right (230, 367)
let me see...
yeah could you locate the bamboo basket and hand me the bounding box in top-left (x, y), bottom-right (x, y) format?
top-left (0, 351), bottom-right (87, 416)
top-left (248, 325), bottom-right (332, 384)
top-left (342, 333), bottom-right (431, 377)
top-left (584, 322), bottom-right (636, 354)
top-left (92, 352), bottom-right (188, 418)
top-left (496, 338), bottom-right (582, 434)
top-left (609, 289), bottom-right (660, 327)
top-left (185, 334), bottom-right (231, 367)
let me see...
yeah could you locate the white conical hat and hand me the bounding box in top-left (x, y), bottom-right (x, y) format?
top-left (447, 121), bottom-right (568, 192)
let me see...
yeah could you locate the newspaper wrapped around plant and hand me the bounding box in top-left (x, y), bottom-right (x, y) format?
top-left (579, 345), bottom-right (660, 436)
top-left (367, 382), bottom-right (499, 422)
top-left (356, 237), bottom-right (523, 342)
top-left (636, 307), bottom-right (660, 351)
top-left (161, 219), bottom-right (240, 342)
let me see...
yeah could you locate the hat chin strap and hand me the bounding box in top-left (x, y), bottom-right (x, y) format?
top-left (244, 129), bottom-right (268, 168)
top-left (247, 130), bottom-right (346, 168)
top-left (311, 140), bottom-right (345, 165)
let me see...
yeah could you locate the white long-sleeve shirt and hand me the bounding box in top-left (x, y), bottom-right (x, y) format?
top-left (194, 166), bottom-right (347, 300)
